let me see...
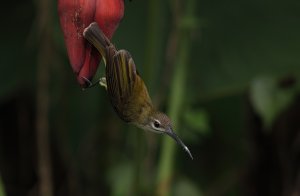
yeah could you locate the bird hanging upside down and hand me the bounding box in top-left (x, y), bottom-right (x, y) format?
top-left (83, 22), bottom-right (193, 159)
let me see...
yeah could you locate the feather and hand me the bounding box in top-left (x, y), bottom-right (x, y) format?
top-left (106, 50), bottom-right (140, 122)
top-left (83, 22), bottom-right (113, 65)
top-left (84, 22), bottom-right (151, 123)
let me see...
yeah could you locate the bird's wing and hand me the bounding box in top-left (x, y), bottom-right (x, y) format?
top-left (106, 49), bottom-right (138, 120)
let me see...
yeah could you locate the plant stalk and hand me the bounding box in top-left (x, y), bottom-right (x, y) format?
top-left (156, 0), bottom-right (196, 195)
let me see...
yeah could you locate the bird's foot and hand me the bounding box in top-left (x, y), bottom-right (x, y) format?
top-left (80, 76), bottom-right (106, 90)
top-left (99, 77), bottom-right (107, 89)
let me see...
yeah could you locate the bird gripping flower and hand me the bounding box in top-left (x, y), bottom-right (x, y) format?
top-left (83, 22), bottom-right (193, 159)
top-left (58, 0), bottom-right (124, 87)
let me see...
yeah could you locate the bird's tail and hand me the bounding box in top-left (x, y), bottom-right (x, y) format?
top-left (83, 22), bottom-right (114, 65)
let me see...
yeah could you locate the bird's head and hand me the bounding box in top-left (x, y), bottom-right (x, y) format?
top-left (141, 111), bottom-right (193, 159)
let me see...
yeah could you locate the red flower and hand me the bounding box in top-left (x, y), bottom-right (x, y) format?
top-left (58, 0), bottom-right (124, 87)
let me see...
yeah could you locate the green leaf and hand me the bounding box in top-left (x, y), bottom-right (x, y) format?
top-left (179, 16), bottom-right (199, 29)
top-left (184, 108), bottom-right (210, 135)
top-left (107, 161), bottom-right (134, 196)
top-left (173, 178), bottom-right (203, 196)
top-left (0, 176), bottom-right (6, 196)
top-left (250, 76), bottom-right (296, 130)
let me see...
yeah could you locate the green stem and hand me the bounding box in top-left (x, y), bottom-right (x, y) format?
top-left (156, 0), bottom-right (196, 195)
top-left (35, 0), bottom-right (54, 195)
top-left (156, 35), bottom-right (189, 196)
top-left (134, 128), bottom-right (143, 195)
top-left (133, 0), bottom-right (163, 195)
top-left (144, 0), bottom-right (164, 89)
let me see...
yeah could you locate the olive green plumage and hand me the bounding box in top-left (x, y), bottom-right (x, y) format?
top-left (83, 22), bottom-right (193, 159)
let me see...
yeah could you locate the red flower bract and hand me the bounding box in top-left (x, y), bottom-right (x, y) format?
top-left (58, 0), bottom-right (124, 87)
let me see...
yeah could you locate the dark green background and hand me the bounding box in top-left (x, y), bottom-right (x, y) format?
top-left (0, 0), bottom-right (299, 195)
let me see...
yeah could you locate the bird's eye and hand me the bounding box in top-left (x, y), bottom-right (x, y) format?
top-left (154, 120), bottom-right (160, 128)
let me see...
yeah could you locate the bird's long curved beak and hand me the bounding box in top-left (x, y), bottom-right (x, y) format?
top-left (165, 128), bottom-right (193, 160)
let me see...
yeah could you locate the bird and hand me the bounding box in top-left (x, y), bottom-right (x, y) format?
top-left (83, 22), bottom-right (193, 159)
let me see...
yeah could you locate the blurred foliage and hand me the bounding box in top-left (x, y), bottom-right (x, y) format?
top-left (192, 0), bottom-right (300, 100)
top-left (173, 178), bottom-right (202, 196)
top-left (107, 161), bottom-right (134, 196)
top-left (0, 176), bottom-right (5, 196)
top-left (250, 76), bottom-right (297, 129)
top-left (0, 0), bottom-right (300, 196)
top-left (184, 108), bottom-right (210, 135)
